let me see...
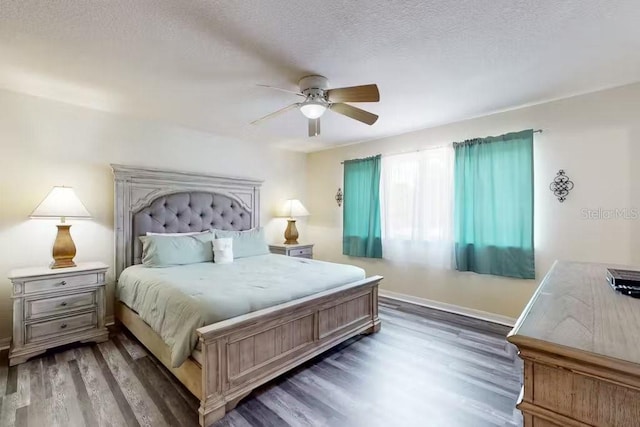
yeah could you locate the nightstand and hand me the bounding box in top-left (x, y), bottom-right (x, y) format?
top-left (269, 243), bottom-right (314, 259)
top-left (8, 262), bottom-right (109, 366)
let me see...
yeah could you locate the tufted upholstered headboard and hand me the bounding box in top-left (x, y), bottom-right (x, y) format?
top-left (112, 164), bottom-right (263, 279)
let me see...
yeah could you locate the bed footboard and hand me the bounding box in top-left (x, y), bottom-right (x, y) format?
top-left (196, 275), bottom-right (382, 426)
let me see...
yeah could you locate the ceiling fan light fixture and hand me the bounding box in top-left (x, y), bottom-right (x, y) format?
top-left (252, 76), bottom-right (380, 136)
top-left (299, 102), bottom-right (327, 119)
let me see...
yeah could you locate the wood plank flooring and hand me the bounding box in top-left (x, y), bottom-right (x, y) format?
top-left (0, 298), bottom-right (523, 426)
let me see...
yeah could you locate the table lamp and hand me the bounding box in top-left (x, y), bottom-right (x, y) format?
top-left (30, 186), bottom-right (92, 269)
top-left (279, 199), bottom-right (310, 244)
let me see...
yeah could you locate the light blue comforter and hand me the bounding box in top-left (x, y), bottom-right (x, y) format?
top-left (117, 254), bottom-right (365, 367)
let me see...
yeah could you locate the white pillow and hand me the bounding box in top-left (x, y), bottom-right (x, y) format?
top-left (146, 231), bottom-right (210, 236)
top-left (212, 228), bottom-right (269, 259)
top-left (213, 238), bottom-right (234, 264)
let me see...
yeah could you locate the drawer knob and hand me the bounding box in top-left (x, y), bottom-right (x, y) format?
top-left (60, 302), bottom-right (68, 307)
top-left (60, 324), bottom-right (67, 329)
top-left (59, 281), bottom-right (67, 286)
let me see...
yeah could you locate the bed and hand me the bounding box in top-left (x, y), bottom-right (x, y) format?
top-left (112, 164), bottom-right (382, 426)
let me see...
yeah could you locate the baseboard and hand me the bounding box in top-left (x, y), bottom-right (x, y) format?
top-left (106, 315), bottom-right (115, 327)
top-left (0, 337), bottom-right (11, 351)
top-left (379, 289), bottom-right (517, 327)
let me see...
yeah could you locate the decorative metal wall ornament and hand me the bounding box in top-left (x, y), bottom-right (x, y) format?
top-left (335, 188), bottom-right (343, 207)
top-left (549, 170), bottom-right (574, 202)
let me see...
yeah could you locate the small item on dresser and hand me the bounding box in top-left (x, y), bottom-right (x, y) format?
top-left (619, 289), bottom-right (640, 299)
top-left (606, 268), bottom-right (640, 296)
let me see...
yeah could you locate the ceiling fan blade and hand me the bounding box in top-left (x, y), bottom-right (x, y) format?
top-left (330, 103), bottom-right (378, 125)
top-left (250, 103), bottom-right (299, 125)
top-left (308, 118), bottom-right (320, 137)
top-left (327, 84), bottom-right (379, 103)
top-left (256, 84), bottom-right (305, 97)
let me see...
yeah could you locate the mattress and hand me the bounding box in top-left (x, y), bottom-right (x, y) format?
top-left (117, 254), bottom-right (366, 367)
top-left (191, 342), bottom-right (204, 365)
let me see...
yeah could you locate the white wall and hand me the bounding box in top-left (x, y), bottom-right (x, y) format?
top-left (307, 82), bottom-right (640, 320)
top-left (0, 89), bottom-right (307, 340)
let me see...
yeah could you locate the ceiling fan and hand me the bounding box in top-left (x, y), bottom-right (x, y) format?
top-left (251, 75), bottom-right (380, 137)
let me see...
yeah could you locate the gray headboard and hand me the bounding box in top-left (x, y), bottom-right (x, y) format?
top-left (112, 164), bottom-right (263, 279)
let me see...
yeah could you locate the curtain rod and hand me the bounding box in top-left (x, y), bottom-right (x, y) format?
top-left (340, 129), bottom-right (543, 164)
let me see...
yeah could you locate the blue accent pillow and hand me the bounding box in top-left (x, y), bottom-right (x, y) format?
top-left (213, 228), bottom-right (270, 259)
top-left (139, 232), bottom-right (213, 267)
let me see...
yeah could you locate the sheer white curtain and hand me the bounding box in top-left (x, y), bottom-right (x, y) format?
top-left (380, 146), bottom-right (454, 268)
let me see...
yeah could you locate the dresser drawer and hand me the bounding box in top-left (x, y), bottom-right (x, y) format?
top-left (23, 273), bottom-right (99, 295)
top-left (529, 361), bottom-right (640, 426)
top-left (289, 247), bottom-right (312, 257)
top-left (26, 291), bottom-right (96, 320)
top-left (26, 311), bottom-right (97, 343)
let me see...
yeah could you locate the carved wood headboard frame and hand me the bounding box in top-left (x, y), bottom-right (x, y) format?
top-left (111, 164), bottom-right (263, 279)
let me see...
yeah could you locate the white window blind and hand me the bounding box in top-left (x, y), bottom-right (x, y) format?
top-left (380, 146), bottom-right (454, 268)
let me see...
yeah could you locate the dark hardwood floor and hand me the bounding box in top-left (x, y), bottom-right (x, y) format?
top-left (0, 298), bottom-right (523, 426)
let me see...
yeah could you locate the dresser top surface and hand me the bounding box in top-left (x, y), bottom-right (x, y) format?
top-left (509, 260), bottom-right (640, 366)
top-left (268, 243), bottom-right (314, 249)
top-left (9, 262), bottom-right (109, 280)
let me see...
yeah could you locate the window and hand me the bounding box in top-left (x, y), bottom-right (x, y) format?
top-left (345, 129), bottom-right (533, 278)
top-left (380, 146), bottom-right (454, 268)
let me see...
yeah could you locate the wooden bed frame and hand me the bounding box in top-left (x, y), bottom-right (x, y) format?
top-left (111, 165), bottom-right (382, 426)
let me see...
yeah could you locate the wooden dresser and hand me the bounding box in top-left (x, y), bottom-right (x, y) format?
top-left (8, 262), bottom-right (109, 365)
top-left (508, 261), bottom-right (640, 426)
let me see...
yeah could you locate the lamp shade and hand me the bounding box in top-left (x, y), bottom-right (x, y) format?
top-left (30, 186), bottom-right (91, 219)
top-left (279, 199), bottom-right (310, 218)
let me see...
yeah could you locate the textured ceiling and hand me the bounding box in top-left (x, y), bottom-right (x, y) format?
top-left (1, 1), bottom-right (640, 152)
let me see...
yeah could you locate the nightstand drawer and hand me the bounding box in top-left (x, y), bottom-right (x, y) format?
top-left (26, 311), bottom-right (97, 343)
top-left (290, 247), bottom-right (312, 257)
top-left (23, 273), bottom-right (99, 295)
top-left (26, 291), bottom-right (96, 320)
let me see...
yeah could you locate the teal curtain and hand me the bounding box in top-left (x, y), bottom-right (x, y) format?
top-left (343, 155), bottom-right (383, 258)
top-left (453, 130), bottom-right (534, 279)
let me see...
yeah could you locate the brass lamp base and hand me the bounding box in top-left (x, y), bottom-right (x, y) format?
top-left (284, 219), bottom-right (299, 245)
top-left (51, 224), bottom-right (77, 269)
